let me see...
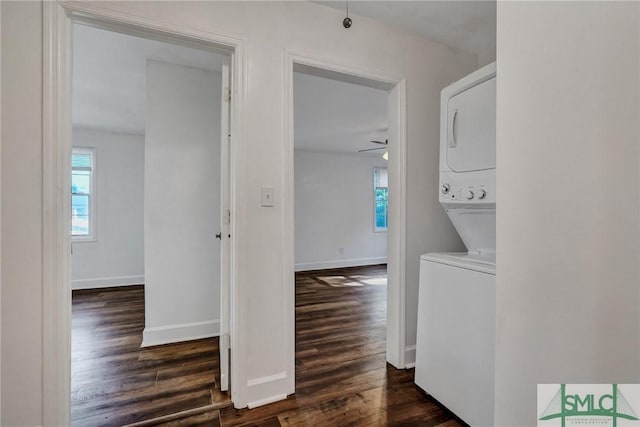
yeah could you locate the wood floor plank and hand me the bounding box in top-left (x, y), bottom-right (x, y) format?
top-left (71, 286), bottom-right (230, 427)
top-left (72, 265), bottom-right (463, 426)
top-left (150, 410), bottom-right (222, 427)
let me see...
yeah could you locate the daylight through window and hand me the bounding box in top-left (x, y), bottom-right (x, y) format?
top-left (72, 148), bottom-right (94, 239)
top-left (374, 167), bottom-right (388, 232)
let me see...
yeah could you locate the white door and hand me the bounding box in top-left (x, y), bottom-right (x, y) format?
top-left (446, 76), bottom-right (496, 173)
top-left (219, 57), bottom-right (231, 392)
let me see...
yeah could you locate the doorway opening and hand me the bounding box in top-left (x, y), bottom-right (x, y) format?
top-left (43, 4), bottom-right (243, 424)
top-left (70, 23), bottom-right (232, 425)
top-left (69, 22), bottom-right (234, 425)
top-left (284, 55), bottom-right (408, 394)
top-left (292, 70), bottom-right (390, 396)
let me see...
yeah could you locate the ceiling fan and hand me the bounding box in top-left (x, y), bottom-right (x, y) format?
top-left (358, 139), bottom-right (388, 153)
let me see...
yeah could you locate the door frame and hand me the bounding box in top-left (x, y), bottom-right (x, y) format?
top-left (283, 51), bottom-right (408, 393)
top-left (42, 2), bottom-right (246, 424)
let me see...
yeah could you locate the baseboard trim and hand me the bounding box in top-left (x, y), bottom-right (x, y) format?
top-left (141, 319), bottom-right (220, 347)
top-left (247, 393), bottom-right (288, 409)
top-left (295, 257), bottom-right (387, 272)
top-left (245, 371), bottom-right (288, 408)
top-left (405, 344), bottom-right (416, 369)
top-left (72, 275), bottom-right (144, 290)
top-left (247, 371), bottom-right (287, 388)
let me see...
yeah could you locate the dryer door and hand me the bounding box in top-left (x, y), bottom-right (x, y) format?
top-left (446, 76), bottom-right (496, 172)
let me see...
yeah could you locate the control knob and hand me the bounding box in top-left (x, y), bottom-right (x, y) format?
top-left (478, 189), bottom-right (487, 200)
top-left (441, 183), bottom-right (450, 195)
top-left (466, 190), bottom-right (474, 200)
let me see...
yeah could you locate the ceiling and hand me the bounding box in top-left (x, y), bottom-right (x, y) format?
top-left (315, 1), bottom-right (496, 62)
top-left (73, 2), bottom-right (495, 147)
top-left (72, 24), bottom-right (226, 134)
top-left (74, 23), bottom-right (388, 155)
top-left (294, 72), bottom-right (388, 154)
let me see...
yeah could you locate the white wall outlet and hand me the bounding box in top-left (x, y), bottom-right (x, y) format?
top-left (261, 186), bottom-right (275, 207)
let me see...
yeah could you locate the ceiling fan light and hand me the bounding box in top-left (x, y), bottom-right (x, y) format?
top-left (382, 151), bottom-right (388, 160)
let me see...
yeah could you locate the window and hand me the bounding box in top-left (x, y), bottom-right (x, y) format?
top-left (72, 148), bottom-right (95, 240)
top-left (374, 167), bottom-right (388, 232)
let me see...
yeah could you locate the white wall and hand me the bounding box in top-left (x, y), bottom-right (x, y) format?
top-left (294, 150), bottom-right (387, 271)
top-left (142, 59), bottom-right (222, 347)
top-left (495, 2), bottom-right (640, 425)
top-left (0, 2), bottom-right (474, 422)
top-left (1, 2), bottom-right (42, 425)
top-left (0, 3), bottom-right (3, 420)
top-left (477, 49), bottom-right (496, 69)
top-left (71, 127), bottom-right (145, 289)
top-left (403, 38), bottom-right (468, 368)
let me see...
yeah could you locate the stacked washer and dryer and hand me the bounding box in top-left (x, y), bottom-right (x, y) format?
top-left (414, 62), bottom-right (496, 427)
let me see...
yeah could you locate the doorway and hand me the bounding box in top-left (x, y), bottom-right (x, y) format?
top-left (42, 4), bottom-right (243, 424)
top-left (284, 54), bottom-right (408, 392)
top-left (69, 23), bottom-right (233, 425)
top-left (292, 69), bottom-right (391, 394)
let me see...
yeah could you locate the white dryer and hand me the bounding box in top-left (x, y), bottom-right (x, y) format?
top-left (415, 62), bottom-right (496, 427)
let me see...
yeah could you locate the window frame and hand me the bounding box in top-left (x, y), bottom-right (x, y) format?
top-left (373, 166), bottom-right (388, 233)
top-left (71, 147), bottom-right (96, 242)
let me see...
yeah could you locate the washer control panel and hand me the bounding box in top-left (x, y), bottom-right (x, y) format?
top-left (441, 184), bottom-right (491, 202)
top-left (439, 171), bottom-right (495, 207)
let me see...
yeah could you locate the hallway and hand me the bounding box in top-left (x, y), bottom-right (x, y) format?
top-left (70, 266), bottom-right (462, 426)
top-left (220, 264), bottom-right (462, 426)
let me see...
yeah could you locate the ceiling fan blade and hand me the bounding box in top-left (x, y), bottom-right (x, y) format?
top-left (369, 139), bottom-right (388, 145)
top-left (358, 147), bottom-right (386, 152)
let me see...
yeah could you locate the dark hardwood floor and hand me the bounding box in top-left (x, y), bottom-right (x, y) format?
top-left (72, 266), bottom-right (462, 426)
top-left (219, 264), bottom-right (463, 427)
top-left (71, 285), bottom-right (230, 427)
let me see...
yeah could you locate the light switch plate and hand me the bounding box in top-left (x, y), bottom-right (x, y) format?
top-left (261, 186), bottom-right (274, 207)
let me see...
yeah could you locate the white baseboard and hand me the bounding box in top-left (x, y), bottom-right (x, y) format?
top-left (295, 257), bottom-right (387, 272)
top-left (245, 371), bottom-right (289, 409)
top-left (405, 345), bottom-right (416, 369)
top-left (141, 319), bottom-right (220, 347)
top-left (72, 275), bottom-right (144, 290)
top-left (247, 393), bottom-right (288, 409)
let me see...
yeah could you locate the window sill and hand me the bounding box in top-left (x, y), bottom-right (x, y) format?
top-left (72, 237), bottom-right (96, 243)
